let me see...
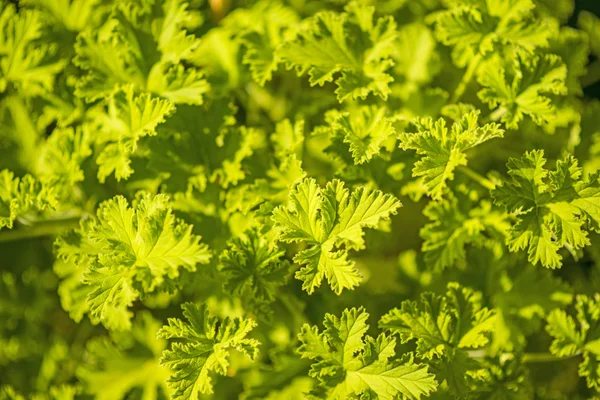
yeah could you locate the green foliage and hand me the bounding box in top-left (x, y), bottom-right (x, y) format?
top-left (0, 4), bottom-right (66, 96)
top-left (477, 54), bottom-right (568, 129)
top-left (420, 191), bottom-right (509, 270)
top-left (298, 307), bottom-right (437, 399)
top-left (493, 151), bottom-right (600, 269)
top-left (318, 105), bottom-right (397, 165)
top-left (158, 302), bottom-right (260, 398)
top-left (279, 2), bottom-right (397, 102)
top-left (0, 170), bottom-right (58, 229)
top-left (272, 178), bottom-right (401, 294)
top-left (432, 0), bottom-right (553, 68)
top-left (218, 225), bottom-right (290, 315)
top-left (73, 0), bottom-right (207, 102)
top-left (400, 110), bottom-right (503, 200)
top-left (380, 282), bottom-right (496, 397)
top-left (93, 85), bottom-right (175, 182)
top-left (547, 295), bottom-right (600, 390)
top-left (77, 312), bottom-right (170, 400)
top-left (1, 0), bottom-right (600, 398)
top-left (55, 194), bottom-right (211, 330)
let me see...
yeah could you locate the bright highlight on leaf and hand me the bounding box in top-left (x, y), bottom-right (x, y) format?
top-left (273, 178), bottom-right (401, 294)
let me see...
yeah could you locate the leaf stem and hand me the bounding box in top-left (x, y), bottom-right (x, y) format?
top-left (458, 166), bottom-right (496, 191)
top-left (0, 215), bottom-right (82, 243)
top-left (450, 53), bottom-right (482, 104)
top-left (6, 96), bottom-right (39, 173)
top-left (583, 59), bottom-right (600, 88)
top-left (488, 107), bottom-right (507, 122)
top-left (468, 350), bottom-right (582, 363)
top-left (521, 351), bottom-right (581, 363)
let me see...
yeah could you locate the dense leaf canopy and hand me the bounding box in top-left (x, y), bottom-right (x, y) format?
top-left (1, 0), bottom-right (600, 398)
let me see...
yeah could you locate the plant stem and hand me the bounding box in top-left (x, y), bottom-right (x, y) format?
top-left (450, 53), bottom-right (482, 104)
top-left (488, 107), bottom-right (507, 122)
top-left (468, 350), bottom-right (582, 363)
top-left (458, 165), bottom-right (496, 191)
top-left (0, 215), bottom-right (82, 243)
top-left (522, 351), bottom-right (581, 363)
top-left (6, 96), bottom-right (39, 172)
top-left (583, 59), bottom-right (600, 88)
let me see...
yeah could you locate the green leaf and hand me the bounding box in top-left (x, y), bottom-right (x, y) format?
top-left (0, 385), bottom-right (25, 400)
top-left (534, 0), bottom-right (574, 21)
top-left (145, 98), bottom-right (265, 194)
top-left (492, 151), bottom-right (600, 268)
top-left (318, 105), bottom-right (396, 165)
top-left (579, 10), bottom-right (600, 57)
top-left (189, 27), bottom-right (241, 92)
top-left (67, 193), bottom-right (210, 330)
top-left (432, 0), bottom-right (553, 67)
top-left (53, 219), bottom-right (100, 323)
top-left (20, 0), bottom-right (107, 33)
top-left (0, 170), bottom-right (59, 230)
top-left (83, 265), bottom-right (138, 332)
top-left (421, 193), bottom-right (509, 270)
top-left (272, 178), bottom-right (401, 294)
top-left (73, 19), bottom-right (143, 100)
top-left (272, 118), bottom-right (305, 160)
top-left (380, 283), bottom-right (495, 397)
top-left (73, 0), bottom-right (205, 101)
top-left (546, 310), bottom-right (582, 357)
top-left (380, 282), bottom-right (496, 359)
top-left (466, 355), bottom-right (533, 399)
top-left (399, 110), bottom-right (503, 200)
top-left (0, 4), bottom-right (66, 96)
top-left (219, 226), bottom-right (290, 313)
top-left (278, 1), bottom-right (397, 102)
top-left (392, 23), bottom-right (440, 97)
top-left (91, 194), bottom-right (211, 288)
top-left (550, 27), bottom-right (589, 96)
top-left (77, 312), bottom-right (170, 400)
top-left (158, 302), bottom-right (260, 398)
top-left (37, 125), bottom-right (92, 190)
top-left (492, 264), bottom-right (572, 352)
top-left (298, 307), bottom-right (437, 400)
top-left (93, 85), bottom-right (175, 182)
top-left (226, 1), bottom-right (299, 86)
top-left (147, 63), bottom-right (209, 105)
top-left (241, 352), bottom-right (312, 400)
top-left (547, 295), bottom-right (600, 390)
top-left (477, 54), bottom-right (567, 129)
